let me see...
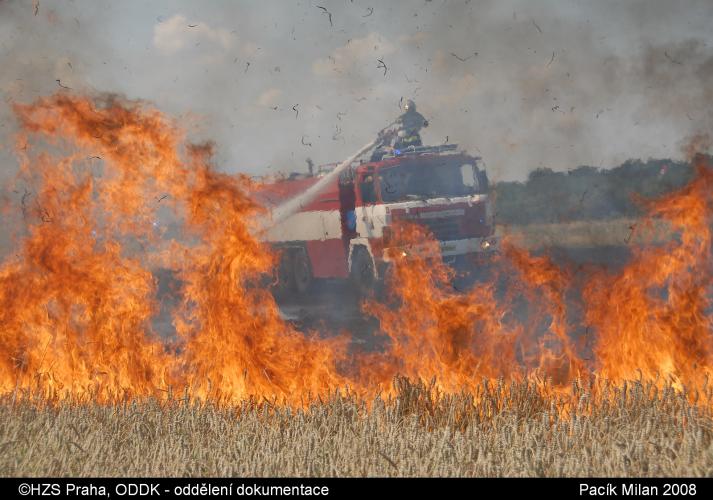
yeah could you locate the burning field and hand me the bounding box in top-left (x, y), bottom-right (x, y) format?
top-left (1, 94), bottom-right (712, 476)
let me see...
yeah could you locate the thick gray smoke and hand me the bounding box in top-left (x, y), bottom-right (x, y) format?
top-left (1, 0), bottom-right (712, 188)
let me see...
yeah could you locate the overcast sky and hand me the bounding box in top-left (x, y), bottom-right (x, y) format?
top-left (1, 0), bottom-right (712, 182)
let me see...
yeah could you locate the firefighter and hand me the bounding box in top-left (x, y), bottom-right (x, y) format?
top-left (394, 99), bottom-right (428, 149)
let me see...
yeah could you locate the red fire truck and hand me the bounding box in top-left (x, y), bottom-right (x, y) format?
top-left (256, 144), bottom-right (497, 295)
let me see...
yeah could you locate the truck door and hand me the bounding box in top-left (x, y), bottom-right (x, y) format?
top-left (338, 177), bottom-right (357, 246)
top-left (359, 173), bottom-right (380, 235)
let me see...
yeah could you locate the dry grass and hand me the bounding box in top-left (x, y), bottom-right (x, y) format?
top-left (1, 378), bottom-right (711, 477)
top-left (496, 218), bottom-right (672, 249)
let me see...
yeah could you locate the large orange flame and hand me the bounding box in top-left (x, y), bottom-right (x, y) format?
top-left (361, 225), bottom-right (584, 394)
top-left (175, 145), bottom-right (350, 403)
top-left (585, 150), bottom-right (713, 391)
top-left (1, 95), bottom-right (175, 401)
top-left (1, 94), bottom-right (348, 404)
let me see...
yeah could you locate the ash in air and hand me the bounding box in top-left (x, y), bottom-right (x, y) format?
top-left (1, 0), bottom-right (712, 186)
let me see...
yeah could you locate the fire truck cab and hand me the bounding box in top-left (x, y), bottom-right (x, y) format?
top-left (259, 144), bottom-right (497, 295)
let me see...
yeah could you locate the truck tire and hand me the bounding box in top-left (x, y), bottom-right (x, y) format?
top-left (292, 247), bottom-right (313, 294)
top-left (350, 246), bottom-right (376, 296)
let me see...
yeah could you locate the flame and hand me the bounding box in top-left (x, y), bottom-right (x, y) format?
top-left (585, 151), bottom-right (713, 391)
top-left (361, 224), bottom-right (584, 394)
top-left (174, 145), bottom-right (350, 403)
top-left (1, 92), bottom-right (711, 408)
top-left (0, 94), bottom-right (348, 404)
top-left (1, 95), bottom-right (175, 401)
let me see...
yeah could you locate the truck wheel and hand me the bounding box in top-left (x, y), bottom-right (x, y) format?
top-left (350, 246), bottom-right (376, 296)
top-left (292, 248), bottom-right (313, 294)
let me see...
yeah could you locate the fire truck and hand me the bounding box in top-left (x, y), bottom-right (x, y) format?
top-left (256, 144), bottom-right (497, 295)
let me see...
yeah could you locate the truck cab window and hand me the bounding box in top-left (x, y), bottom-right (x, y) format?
top-left (359, 175), bottom-right (377, 204)
top-left (460, 164), bottom-right (479, 191)
top-left (379, 159), bottom-right (485, 203)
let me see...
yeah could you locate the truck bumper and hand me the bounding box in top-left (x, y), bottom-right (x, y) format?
top-left (382, 235), bottom-right (499, 262)
top-left (438, 236), bottom-right (499, 257)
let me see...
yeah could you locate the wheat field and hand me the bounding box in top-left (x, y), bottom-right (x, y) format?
top-left (1, 378), bottom-right (711, 477)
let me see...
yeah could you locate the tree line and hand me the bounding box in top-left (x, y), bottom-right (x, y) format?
top-left (493, 159), bottom-right (694, 225)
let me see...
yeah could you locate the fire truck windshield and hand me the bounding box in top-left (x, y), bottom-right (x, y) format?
top-left (379, 159), bottom-right (481, 203)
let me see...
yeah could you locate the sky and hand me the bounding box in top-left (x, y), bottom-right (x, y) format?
top-left (1, 0), bottom-right (712, 182)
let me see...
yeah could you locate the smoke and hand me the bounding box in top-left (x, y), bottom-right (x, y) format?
top-left (1, 0), bottom-right (712, 188)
